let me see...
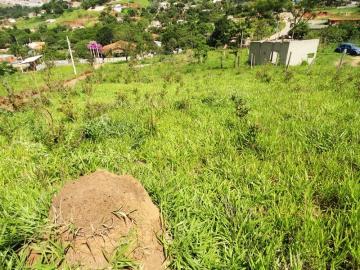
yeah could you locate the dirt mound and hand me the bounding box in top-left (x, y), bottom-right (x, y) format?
top-left (50, 171), bottom-right (166, 269)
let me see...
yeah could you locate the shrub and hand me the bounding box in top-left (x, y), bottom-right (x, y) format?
top-left (0, 62), bottom-right (16, 77)
top-left (116, 91), bottom-right (129, 107)
top-left (82, 116), bottom-right (134, 141)
top-left (256, 66), bottom-right (272, 83)
top-left (84, 101), bottom-right (111, 119)
top-left (58, 99), bottom-right (77, 122)
top-left (174, 99), bottom-right (191, 111)
top-left (230, 95), bottom-right (250, 119)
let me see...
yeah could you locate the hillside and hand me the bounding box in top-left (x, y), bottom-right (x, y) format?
top-left (15, 9), bottom-right (100, 29)
top-left (0, 0), bottom-right (360, 269)
top-left (0, 50), bottom-right (360, 268)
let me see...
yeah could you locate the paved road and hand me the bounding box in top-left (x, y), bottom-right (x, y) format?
top-left (266, 12), bottom-right (294, 41)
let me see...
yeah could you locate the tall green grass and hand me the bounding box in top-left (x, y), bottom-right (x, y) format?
top-left (0, 50), bottom-right (359, 269)
top-left (0, 64), bottom-right (90, 96)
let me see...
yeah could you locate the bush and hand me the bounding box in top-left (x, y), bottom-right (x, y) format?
top-left (320, 23), bottom-right (360, 44)
top-left (0, 62), bottom-right (16, 77)
top-left (289, 21), bottom-right (310, 40)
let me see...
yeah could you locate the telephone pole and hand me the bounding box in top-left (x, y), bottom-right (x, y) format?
top-left (66, 36), bottom-right (77, 75)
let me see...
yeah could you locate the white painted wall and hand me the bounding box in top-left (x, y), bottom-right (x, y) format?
top-left (287, 39), bottom-right (320, 65)
top-left (249, 39), bottom-right (320, 66)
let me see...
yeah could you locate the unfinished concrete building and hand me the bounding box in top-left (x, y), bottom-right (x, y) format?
top-left (249, 39), bottom-right (320, 66)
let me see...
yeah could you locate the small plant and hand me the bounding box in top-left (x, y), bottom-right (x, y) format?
top-left (81, 77), bottom-right (94, 95)
top-left (256, 66), bottom-right (272, 83)
top-left (356, 79), bottom-right (360, 98)
top-left (284, 69), bottom-right (294, 82)
top-left (147, 113), bottom-right (157, 135)
top-left (58, 99), bottom-right (77, 122)
top-left (230, 95), bottom-right (250, 119)
top-left (84, 101), bottom-right (111, 119)
top-left (201, 95), bottom-right (216, 106)
top-left (33, 107), bottom-right (65, 147)
top-left (174, 98), bottom-right (191, 111)
top-left (115, 91), bottom-right (128, 107)
top-left (1, 80), bottom-right (18, 111)
top-left (82, 116), bottom-right (133, 141)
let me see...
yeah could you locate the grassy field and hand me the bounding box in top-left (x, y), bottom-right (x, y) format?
top-left (0, 64), bottom-right (91, 96)
top-left (112, 0), bottom-right (150, 8)
top-left (315, 6), bottom-right (360, 18)
top-left (16, 9), bottom-right (100, 29)
top-left (0, 49), bottom-right (359, 269)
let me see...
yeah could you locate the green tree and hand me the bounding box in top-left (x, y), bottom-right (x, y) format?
top-left (289, 21), bottom-right (310, 39)
top-left (74, 40), bottom-right (92, 59)
top-left (290, 0), bottom-right (317, 33)
top-left (42, 0), bottom-right (69, 15)
top-left (9, 44), bottom-right (27, 57)
top-left (0, 31), bottom-right (11, 48)
top-left (99, 11), bottom-right (117, 25)
top-left (0, 62), bottom-right (16, 77)
top-left (194, 39), bottom-right (209, 64)
top-left (254, 0), bottom-right (292, 16)
top-left (96, 26), bottom-right (113, 45)
top-left (209, 16), bottom-right (237, 47)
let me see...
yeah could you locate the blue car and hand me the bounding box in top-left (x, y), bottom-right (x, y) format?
top-left (335, 43), bottom-right (360, 56)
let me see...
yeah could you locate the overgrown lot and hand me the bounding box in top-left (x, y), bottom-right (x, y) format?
top-left (0, 51), bottom-right (359, 269)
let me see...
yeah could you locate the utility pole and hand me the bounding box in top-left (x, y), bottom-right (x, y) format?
top-left (66, 36), bottom-right (77, 75)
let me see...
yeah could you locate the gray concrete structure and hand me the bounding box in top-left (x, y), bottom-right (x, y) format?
top-left (249, 39), bottom-right (320, 66)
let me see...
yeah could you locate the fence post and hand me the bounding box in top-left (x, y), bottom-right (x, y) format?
top-left (66, 36), bottom-right (77, 75)
top-left (221, 50), bottom-right (225, 69)
top-left (286, 52), bottom-right (292, 72)
top-left (337, 49), bottom-right (346, 72)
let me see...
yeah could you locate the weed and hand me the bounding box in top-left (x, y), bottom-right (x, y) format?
top-left (256, 66), bottom-right (272, 83)
top-left (174, 99), bottom-right (191, 111)
top-left (84, 101), bottom-right (111, 119)
top-left (230, 94), bottom-right (250, 119)
top-left (82, 116), bottom-right (134, 141)
top-left (58, 99), bottom-right (77, 122)
top-left (115, 91), bottom-right (129, 107)
top-left (284, 69), bottom-right (294, 82)
top-left (81, 77), bottom-right (94, 95)
top-left (1, 80), bottom-right (18, 111)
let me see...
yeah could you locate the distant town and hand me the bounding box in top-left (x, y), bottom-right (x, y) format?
top-left (1, 0), bottom-right (49, 7)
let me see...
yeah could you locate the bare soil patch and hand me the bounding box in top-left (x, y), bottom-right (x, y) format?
top-left (50, 171), bottom-right (166, 269)
top-left (335, 56), bottom-right (360, 67)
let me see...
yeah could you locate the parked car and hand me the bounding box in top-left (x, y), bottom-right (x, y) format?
top-left (335, 43), bottom-right (360, 56)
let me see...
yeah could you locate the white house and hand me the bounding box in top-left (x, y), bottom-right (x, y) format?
top-left (113, 4), bottom-right (123, 13)
top-left (154, 41), bottom-right (162, 47)
top-left (71, 1), bottom-right (81, 8)
top-left (150, 20), bottom-right (162, 29)
top-left (159, 1), bottom-right (170, 9)
top-left (249, 39), bottom-right (320, 66)
top-left (27, 41), bottom-right (46, 51)
top-left (46, 19), bottom-right (56, 23)
top-left (89, 5), bottom-right (105, 11)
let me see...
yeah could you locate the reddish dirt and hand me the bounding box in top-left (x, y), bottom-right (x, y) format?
top-left (63, 71), bottom-right (92, 88)
top-left (50, 171), bottom-right (166, 270)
